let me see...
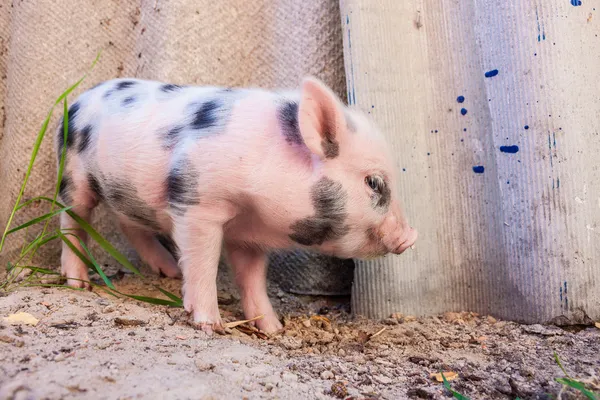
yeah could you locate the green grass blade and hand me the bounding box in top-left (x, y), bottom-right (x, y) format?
top-left (65, 210), bottom-right (140, 276)
top-left (25, 233), bottom-right (61, 259)
top-left (553, 352), bottom-right (571, 378)
top-left (20, 266), bottom-right (61, 275)
top-left (0, 51), bottom-right (101, 253)
top-left (53, 51), bottom-right (101, 106)
top-left (22, 283), bottom-right (86, 291)
top-left (6, 206), bottom-right (72, 235)
top-left (555, 378), bottom-right (598, 400)
top-left (119, 293), bottom-right (183, 307)
top-left (58, 232), bottom-right (115, 290)
top-left (16, 197), bottom-right (52, 211)
top-left (40, 97), bottom-right (69, 238)
top-left (0, 110), bottom-right (53, 252)
top-left (14, 196), bottom-right (140, 276)
top-left (154, 286), bottom-right (183, 305)
top-left (441, 372), bottom-right (470, 400)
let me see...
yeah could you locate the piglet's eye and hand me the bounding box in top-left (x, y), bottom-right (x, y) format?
top-left (365, 175), bottom-right (383, 193)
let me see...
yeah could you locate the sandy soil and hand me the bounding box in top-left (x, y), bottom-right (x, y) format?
top-left (1, 268), bottom-right (599, 400)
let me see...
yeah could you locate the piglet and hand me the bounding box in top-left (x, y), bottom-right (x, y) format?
top-left (55, 76), bottom-right (418, 334)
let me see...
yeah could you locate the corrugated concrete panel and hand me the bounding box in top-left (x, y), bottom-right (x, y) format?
top-left (341, 0), bottom-right (599, 324)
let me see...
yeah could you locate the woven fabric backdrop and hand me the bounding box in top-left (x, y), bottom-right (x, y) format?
top-left (0, 0), bottom-right (351, 291)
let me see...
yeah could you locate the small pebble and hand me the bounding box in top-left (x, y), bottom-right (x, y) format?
top-left (54, 354), bottom-right (66, 362)
top-left (302, 320), bottom-right (311, 328)
top-left (102, 305), bottom-right (116, 314)
top-left (195, 360), bottom-right (215, 372)
top-left (374, 375), bottom-right (392, 385)
top-left (264, 383), bottom-right (275, 392)
top-left (320, 370), bottom-right (334, 380)
top-left (282, 372), bottom-right (298, 382)
top-left (383, 318), bottom-right (398, 326)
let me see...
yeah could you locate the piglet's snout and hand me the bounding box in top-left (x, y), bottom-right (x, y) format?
top-left (392, 226), bottom-right (418, 255)
top-left (379, 210), bottom-right (418, 255)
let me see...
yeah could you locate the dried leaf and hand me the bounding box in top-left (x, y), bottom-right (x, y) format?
top-left (431, 371), bottom-right (458, 382)
top-left (4, 312), bottom-right (39, 326)
top-left (223, 314), bottom-right (264, 329)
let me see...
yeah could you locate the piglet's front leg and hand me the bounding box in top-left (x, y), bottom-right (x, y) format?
top-left (225, 244), bottom-right (283, 334)
top-left (173, 215), bottom-right (225, 335)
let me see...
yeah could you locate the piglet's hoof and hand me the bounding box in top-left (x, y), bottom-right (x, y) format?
top-left (189, 320), bottom-right (225, 336)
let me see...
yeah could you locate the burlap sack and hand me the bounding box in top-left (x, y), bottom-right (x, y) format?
top-left (0, 0), bottom-right (352, 294)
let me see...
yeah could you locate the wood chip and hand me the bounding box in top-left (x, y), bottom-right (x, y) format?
top-left (224, 314), bottom-right (264, 329)
top-left (4, 312), bottom-right (39, 326)
top-left (595, 322), bottom-right (600, 329)
top-left (431, 371), bottom-right (458, 382)
top-left (370, 327), bottom-right (386, 339)
top-left (114, 317), bottom-right (146, 327)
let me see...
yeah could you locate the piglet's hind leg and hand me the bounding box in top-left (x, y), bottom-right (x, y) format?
top-left (119, 222), bottom-right (181, 278)
top-left (225, 244), bottom-right (283, 333)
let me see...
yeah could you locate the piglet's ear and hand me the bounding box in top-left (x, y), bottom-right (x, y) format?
top-left (298, 76), bottom-right (347, 160)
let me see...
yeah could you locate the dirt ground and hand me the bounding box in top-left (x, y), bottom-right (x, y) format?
top-left (1, 267), bottom-right (599, 400)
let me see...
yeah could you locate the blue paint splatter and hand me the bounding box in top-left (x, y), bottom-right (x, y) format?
top-left (506, 181), bottom-right (510, 184)
top-left (457, 95), bottom-right (465, 103)
top-left (371, 105), bottom-right (375, 109)
top-left (560, 285), bottom-right (563, 301)
top-left (570, 0), bottom-right (582, 6)
top-left (463, 128), bottom-right (467, 132)
top-left (435, 130), bottom-right (438, 133)
top-left (500, 145), bottom-right (519, 153)
top-left (460, 108), bottom-right (468, 115)
top-left (427, 152), bottom-right (431, 156)
top-left (473, 166), bottom-right (485, 173)
top-left (346, 17), bottom-right (356, 105)
top-left (460, 139), bottom-right (464, 142)
top-left (524, 125), bottom-right (529, 130)
top-left (484, 69), bottom-right (499, 78)
top-left (557, 178), bottom-right (560, 188)
top-left (402, 168), bottom-right (406, 172)
top-left (535, 7), bottom-right (546, 41)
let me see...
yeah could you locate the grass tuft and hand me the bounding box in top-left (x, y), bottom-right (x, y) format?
top-left (554, 352), bottom-right (598, 400)
top-left (0, 51), bottom-right (182, 308)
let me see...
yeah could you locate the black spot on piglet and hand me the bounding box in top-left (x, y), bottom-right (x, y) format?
top-left (191, 100), bottom-right (220, 130)
top-left (122, 96), bottom-right (136, 107)
top-left (289, 177), bottom-right (349, 246)
top-left (160, 84), bottom-right (182, 93)
top-left (78, 125), bottom-right (93, 153)
top-left (56, 102), bottom-right (80, 161)
top-left (167, 158), bottom-right (200, 215)
top-left (59, 173), bottom-right (73, 204)
top-left (278, 101), bottom-right (303, 146)
top-left (116, 81), bottom-right (136, 91)
top-left (87, 174), bottom-right (104, 201)
top-left (156, 234), bottom-right (180, 259)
